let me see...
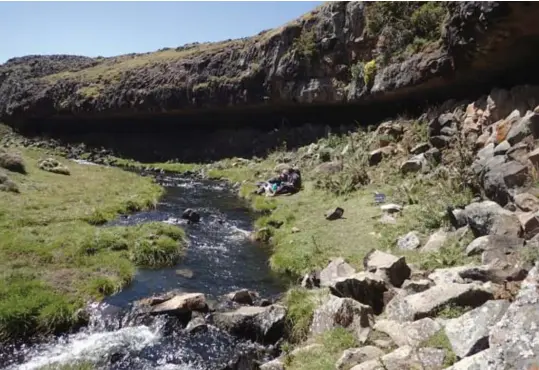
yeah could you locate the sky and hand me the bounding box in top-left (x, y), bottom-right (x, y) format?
top-left (0, 1), bottom-right (323, 63)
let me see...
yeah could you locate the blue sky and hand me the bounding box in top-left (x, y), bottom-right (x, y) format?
top-left (0, 1), bottom-right (323, 63)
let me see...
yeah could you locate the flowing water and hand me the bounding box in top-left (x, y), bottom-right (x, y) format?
top-left (1, 174), bottom-right (285, 370)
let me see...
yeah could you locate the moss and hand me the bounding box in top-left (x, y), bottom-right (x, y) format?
top-left (363, 59), bottom-right (377, 86)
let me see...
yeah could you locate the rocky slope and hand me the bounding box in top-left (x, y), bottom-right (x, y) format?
top-left (2, 1), bottom-right (539, 127)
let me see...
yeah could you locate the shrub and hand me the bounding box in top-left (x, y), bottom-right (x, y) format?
top-left (0, 172), bottom-right (19, 193)
top-left (363, 59), bottom-right (377, 86)
top-left (294, 29), bottom-right (317, 59)
top-left (411, 2), bottom-right (447, 40)
top-left (0, 149), bottom-right (26, 174)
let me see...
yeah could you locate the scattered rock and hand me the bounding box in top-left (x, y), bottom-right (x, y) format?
top-left (493, 140), bottom-right (511, 155)
top-left (363, 249), bottom-right (411, 288)
top-left (488, 264), bottom-right (539, 368)
top-left (385, 283), bottom-right (494, 322)
top-left (301, 270), bottom-right (320, 289)
top-left (319, 257), bottom-right (356, 287)
top-left (445, 300), bottom-right (510, 359)
top-left (336, 346), bottom-right (385, 370)
top-left (182, 208), bottom-right (201, 223)
top-left (443, 349), bottom-right (492, 370)
top-left (291, 226), bottom-right (300, 233)
top-left (528, 147), bottom-right (539, 167)
top-left (374, 318), bottom-right (442, 347)
top-left (410, 143), bottom-right (430, 155)
top-left (175, 268), bottom-right (194, 278)
top-left (369, 146), bottom-right (395, 166)
top-left (464, 201), bottom-right (521, 238)
top-left (424, 147), bottom-right (442, 164)
top-left (310, 295), bottom-right (374, 344)
top-left (421, 229), bottom-right (449, 253)
top-left (514, 192), bottom-right (539, 212)
top-left (378, 346), bottom-right (446, 370)
top-left (430, 135), bottom-right (452, 149)
top-left (226, 289), bottom-right (255, 305)
top-left (184, 316), bottom-right (208, 334)
top-left (401, 279), bottom-right (432, 294)
top-left (315, 160), bottom-right (343, 174)
top-left (465, 235), bottom-right (524, 256)
top-left (507, 142), bottom-right (530, 163)
top-left (325, 207), bottom-right (344, 221)
top-left (397, 231), bottom-right (421, 250)
top-left (379, 214), bottom-right (396, 225)
top-left (329, 272), bottom-right (389, 314)
top-left (211, 304), bottom-right (286, 344)
top-left (380, 204), bottom-right (402, 214)
top-left (506, 110), bottom-right (538, 145)
top-left (151, 293), bottom-right (207, 315)
top-left (400, 154), bottom-right (427, 174)
top-left (38, 158), bottom-right (70, 175)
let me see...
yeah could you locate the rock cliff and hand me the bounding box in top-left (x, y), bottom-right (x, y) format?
top-left (2, 1), bottom-right (539, 128)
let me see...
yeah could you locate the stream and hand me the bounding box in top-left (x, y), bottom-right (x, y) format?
top-left (1, 174), bottom-right (285, 370)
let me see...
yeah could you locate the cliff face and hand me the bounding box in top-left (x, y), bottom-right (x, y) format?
top-left (2, 1), bottom-right (539, 127)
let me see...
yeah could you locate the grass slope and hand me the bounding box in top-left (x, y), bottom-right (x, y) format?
top-left (0, 147), bottom-right (186, 342)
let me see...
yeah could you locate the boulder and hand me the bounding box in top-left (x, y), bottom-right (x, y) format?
top-left (380, 204), bottom-right (402, 214)
top-left (325, 207), bottom-right (344, 221)
top-left (428, 263), bottom-right (526, 285)
top-left (463, 201), bottom-right (521, 238)
top-left (336, 346), bottom-right (385, 370)
top-left (315, 160), bottom-right (343, 174)
top-left (488, 264), bottom-right (539, 368)
top-left (319, 258), bottom-right (356, 287)
top-left (368, 146), bottom-right (395, 166)
top-left (514, 192), bottom-right (539, 212)
top-left (493, 140), bottom-right (511, 155)
top-left (310, 295), bottom-right (374, 344)
top-left (363, 249), bottom-right (411, 288)
top-left (401, 279), bottom-right (433, 294)
top-left (410, 143), bottom-right (430, 155)
top-left (528, 147), bottom-right (539, 167)
top-left (397, 231), bottom-right (421, 250)
top-left (385, 283), bottom-right (494, 322)
top-left (424, 147), bottom-right (442, 164)
top-left (506, 110), bottom-right (539, 145)
top-left (507, 142), bottom-right (530, 163)
top-left (211, 304), bottom-right (286, 344)
top-left (374, 318), bottom-right (441, 347)
top-left (483, 161), bottom-right (528, 206)
top-left (465, 235), bottom-right (524, 256)
top-left (421, 229), bottom-right (449, 253)
top-left (184, 316), bottom-right (208, 334)
top-left (151, 292), bottom-right (207, 315)
top-left (445, 300), bottom-right (510, 359)
top-left (381, 346), bottom-right (446, 370)
top-left (329, 272), bottom-right (389, 314)
top-left (226, 289), bottom-right (255, 305)
top-left (400, 154), bottom-right (428, 174)
top-left (430, 135), bottom-right (452, 149)
top-left (443, 349), bottom-right (492, 370)
top-left (517, 211), bottom-right (539, 238)
top-left (182, 208), bottom-right (201, 223)
top-left (259, 359), bottom-right (284, 370)
top-left (301, 270), bottom-right (321, 289)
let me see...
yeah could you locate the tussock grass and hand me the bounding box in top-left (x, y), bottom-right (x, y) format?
top-left (0, 147), bottom-right (179, 342)
top-left (284, 287), bottom-right (329, 343)
top-left (284, 328), bottom-right (358, 370)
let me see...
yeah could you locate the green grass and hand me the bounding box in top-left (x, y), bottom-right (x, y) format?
top-left (284, 287), bottom-right (328, 342)
top-left (420, 329), bottom-right (457, 367)
top-left (0, 147), bottom-right (187, 342)
top-left (284, 328), bottom-right (358, 370)
top-left (110, 157), bottom-right (201, 174)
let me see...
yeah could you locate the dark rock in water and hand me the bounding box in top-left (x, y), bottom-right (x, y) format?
top-left (226, 289), bottom-right (256, 305)
top-left (182, 208), bottom-right (201, 223)
top-left (211, 304), bottom-right (287, 345)
top-left (325, 207), bottom-right (344, 221)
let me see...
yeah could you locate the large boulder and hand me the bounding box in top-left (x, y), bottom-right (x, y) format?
top-left (319, 257), bottom-right (356, 287)
top-left (514, 192), bottom-right (539, 212)
top-left (336, 346), bottom-right (384, 370)
top-left (374, 318), bottom-right (442, 347)
top-left (385, 283), bottom-right (494, 322)
top-left (310, 295), bottom-right (374, 344)
top-left (463, 201), bottom-right (522, 238)
top-left (443, 349), bottom-right (493, 370)
top-left (488, 264), bottom-right (539, 368)
top-left (444, 300), bottom-right (509, 359)
top-left (421, 229), bottom-right (450, 253)
top-left (465, 235), bottom-right (524, 256)
top-left (363, 249), bottom-right (411, 288)
top-left (329, 272), bottom-right (389, 314)
top-left (397, 231), bottom-right (421, 250)
top-left (211, 304), bottom-right (286, 344)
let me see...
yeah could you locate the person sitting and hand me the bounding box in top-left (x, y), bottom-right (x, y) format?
top-left (274, 168), bottom-right (302, 195)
